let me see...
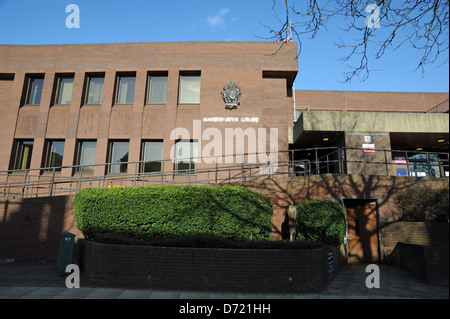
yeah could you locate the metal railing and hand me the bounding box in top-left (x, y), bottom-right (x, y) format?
top-left (0, 147), bottom-right (448, 199)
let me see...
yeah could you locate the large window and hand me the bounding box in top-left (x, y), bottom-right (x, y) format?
top-left (408, 153), bottom-right (442, 177)
top-left (174, 140), bottom-right (198, 173)
top-left (108, 140), bottom-right (129, 173)
top-left (141, 140), bottom-right (163, 173)
top-left (76, 140), bottom-right (97, 173)
top-left (115, 74), bottom-right (136, 104)
top-left (44, 140), bottom-right (65, 171)
top-left (24, 75), bottom-right (44, 105)
top-left (54, 75), bottom-right (74, 105)
top-left (13, 140), bottom-right (34, 170)
top-left (85, 75), bottom-right (104, 105)
top-left (179, 72), bottom-right (201, 104)
top-left (147, 73), bottom-right (168, 104)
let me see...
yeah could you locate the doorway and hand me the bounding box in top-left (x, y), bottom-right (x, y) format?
top-left (344, 199), bottom-right (380, 263)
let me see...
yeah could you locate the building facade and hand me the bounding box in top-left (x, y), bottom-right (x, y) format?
top-left (0, 42), bottom-right (297, 190)
top-left (0, 41), bottom-right (448, 195)
top-left (1, 41), bottom-right (448, 264)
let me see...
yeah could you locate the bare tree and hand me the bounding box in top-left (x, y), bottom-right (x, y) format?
top-left (262, 0), bottom-right (449, 83)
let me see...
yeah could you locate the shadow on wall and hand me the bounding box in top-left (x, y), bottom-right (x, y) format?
top-left (1, 174), bottom-right (448, 264)
top-left (235, 174), bottom-right (448, 250)
top-left (0, 195), bottom-right (79, 263)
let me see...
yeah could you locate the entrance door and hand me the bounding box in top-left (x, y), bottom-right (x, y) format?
top-left (347, 203), bottom-right (379, 263)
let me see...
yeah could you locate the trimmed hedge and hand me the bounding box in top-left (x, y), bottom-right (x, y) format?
top-left (75, 185), bottom-right (273, 243)
top-left (293, 199), bottom-right (347, 246)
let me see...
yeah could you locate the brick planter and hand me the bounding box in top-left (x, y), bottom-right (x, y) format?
top-left (78, 239), bottom-right (345, 293)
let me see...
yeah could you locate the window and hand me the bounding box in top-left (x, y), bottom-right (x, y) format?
top-left (55, 75), bottom-right (74, 105)
top-left (408, 153), bottom-right (442, 177)
top-left (115, 74), bottom-right (136, 104)
top-left (13, 140), bottom-right (34, 170)
top-left (76, 140), bottom-right (97, 173)
top-left (44, 140), bottom-right (65, 171)
top-left (179, 72), bottom-right (201, 104)
top-left (174, 140), bottom-right (198, 173)
top-left (24, 75), bottom-right (44, 105)
top-left (141, 140), bottom-right (163, 173)
top-left (85, 75), bottom-right (104, 105)
top-left (108, 140), bottom-right (129, 173)
top-left (0, 73), bottom-right (15, 81)
top-left (147, 73), bottom-right (168, 104)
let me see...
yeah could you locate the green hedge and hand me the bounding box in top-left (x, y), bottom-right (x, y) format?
top-left (75, 185), bottom-right (273, 243)
top-left (293, 199), bottom-right (347, 246)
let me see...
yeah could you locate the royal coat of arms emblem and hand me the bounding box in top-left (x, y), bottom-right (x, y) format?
top-left (221, 79), bottom-right (241, 110)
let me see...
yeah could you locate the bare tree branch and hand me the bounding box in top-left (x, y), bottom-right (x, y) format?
top-left (262, 0), bottom-right (449, 82)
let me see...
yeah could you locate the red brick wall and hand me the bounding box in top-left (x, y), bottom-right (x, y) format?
top-left (0, 195), bottom-right (79, 263)
top-left (295, 90), bottom-right (449, 112)
top-left (381, 222), bottom-right (449, 263)
top-left (0, 42), bottom-right (297, 173)
top-left (0, 174), bottom-right (448, 263)
top-left (78, 239), bottom-right (345, 293)
top-left (236, 174), bottom-right (449, 239)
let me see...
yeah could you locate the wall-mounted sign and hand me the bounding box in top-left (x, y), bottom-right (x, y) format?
top-left (221, 79), bottom-right (241, 110)
top-left (395, 157), bottom-right (407, 164)
top-left (362, 144), bottom-right (375, 152)
top-left (203, 117), bottom-right (259, 123)
top-left (328, 251), bottom-right (335, 276)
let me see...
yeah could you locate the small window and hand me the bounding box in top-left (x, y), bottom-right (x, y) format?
top-left (174, 140), bottom-right (198, 173)
top-left (24, 75), bottom-right (44, 105)
top-left (76, 140), bottom-right (97, 173)
top-left (44, 140), bottom-right (65, 171)
top-left (0, 73), bottom-right (15, 81)
top-left (55, 75), bottom-right (74, 105)
top-left (179, 72), bottom-right (201, 104)
top-left (147, 73), bottom-right (168, 104)
top-left (85, 75), bottom-right (104, 105)
top-left (13, 140), bottom-right (34, 170)
top-left (141, 140), bottom-right (163, 173)
top-left (115, 74), bottom-right (136, 105)
top-left (108, 140), bottom-right (129, 173)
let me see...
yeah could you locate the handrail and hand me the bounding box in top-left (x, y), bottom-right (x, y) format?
top-left (0, 146), bottom-right (448, 199)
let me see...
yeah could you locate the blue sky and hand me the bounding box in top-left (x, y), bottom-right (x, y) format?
top-left (0, 0), bottom-right (448, 92)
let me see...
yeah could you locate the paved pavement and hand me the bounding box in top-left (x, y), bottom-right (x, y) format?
top-left (0, 263), bottom-right (448, 299)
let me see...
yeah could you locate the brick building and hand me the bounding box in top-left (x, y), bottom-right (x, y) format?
top-left (0, 41), bottom-right (448, 184)
top-left (0, 42), bottom-right (298, 182)
top-left (0, 41), bottom-right (448, 264)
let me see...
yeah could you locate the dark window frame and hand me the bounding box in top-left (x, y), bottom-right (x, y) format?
top-left (75, 140), bottom-right (97, 173)
top-left (107, 140), bottom-right (130, 174)
top-left (146, 71), bottom-right (168, 105)
top-left (83, 73), bottom-right (105, 105)
top-left (43, 140), bottom-right (65, 172)
top-left (24, 74), bottom-right (45, 106)
top-left (114, 72), bottom-right (136, 105)
top-left (174, 139), bottom-right (198, 174)
top-left (178, 71), bottom-right (201, 105)
top-left (54, 74), bottom-right (74, 105)
top-left (12, 139), bottom-right (34, 170)
top-left (141, 140), bottom-right (164, 173)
